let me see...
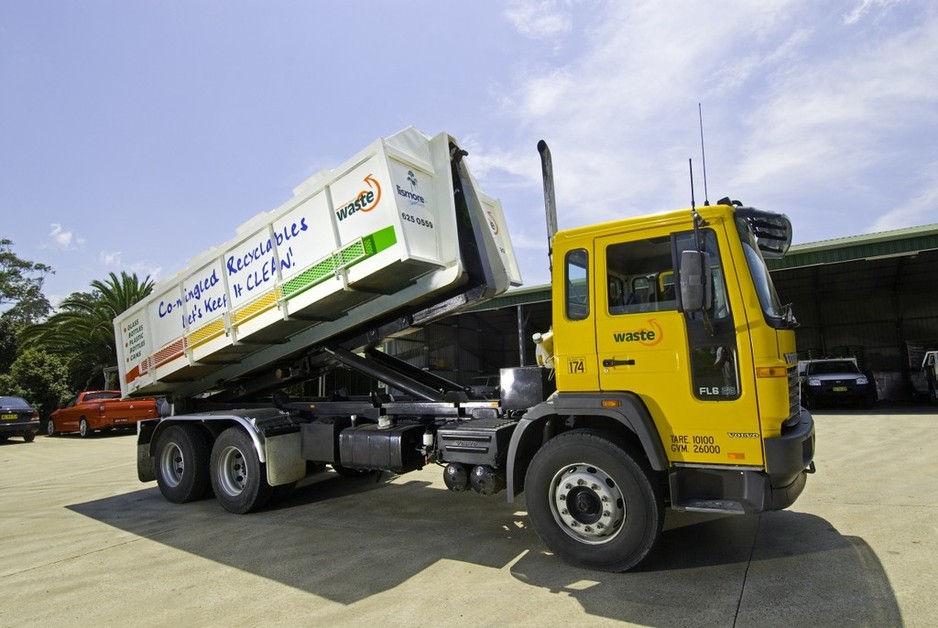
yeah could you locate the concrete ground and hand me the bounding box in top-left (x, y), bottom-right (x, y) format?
top-left (1, 407), bottom-right (935, 627)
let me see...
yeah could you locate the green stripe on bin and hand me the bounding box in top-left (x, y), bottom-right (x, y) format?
top-left (280, 226), bottom-right (398, 301)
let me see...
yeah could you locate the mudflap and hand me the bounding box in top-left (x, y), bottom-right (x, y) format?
top-left (265, 432), bottom-right (306, 487)
top-left (137, 419), bottom-right (159, 482)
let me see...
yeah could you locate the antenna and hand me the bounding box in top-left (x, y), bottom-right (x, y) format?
top-left (698, 102), bottom-right (710, 206)
top-left (688, 158), bottom-right (696, 211)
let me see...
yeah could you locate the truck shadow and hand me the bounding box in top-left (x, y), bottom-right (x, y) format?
top-left (510, 510), bottom-right (902, 626)
top-left (68, 475), bottom-right (900, 626)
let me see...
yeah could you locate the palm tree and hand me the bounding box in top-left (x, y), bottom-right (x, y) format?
top-left (20, 271), bottom-right (154, 390)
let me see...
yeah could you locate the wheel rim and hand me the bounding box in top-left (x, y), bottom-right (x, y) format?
top-left (47, 420), bottom-right (55, 436)
top-left (549, 463), bottom-right (625, 544)
top-left (158, 442), bottom-right (185, 488)
top-left (80, 420), bottom-right (88, 437)
top-left (216, 445), bottom-right (249, 497)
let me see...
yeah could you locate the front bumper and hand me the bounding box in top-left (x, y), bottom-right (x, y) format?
top-left (804, 383), bottom-right (874, 405)
top-left (764, 408), bottom-right (816, 509)
top-left (0, 419), bottom-right (40, 436)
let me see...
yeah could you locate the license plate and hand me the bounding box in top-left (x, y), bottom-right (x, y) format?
top-left (114, 418), bottom-right (128, 423)
top-left (2, 413), bottom-right (17, 421)
top-left (832, 386), bottom-right (848, 392)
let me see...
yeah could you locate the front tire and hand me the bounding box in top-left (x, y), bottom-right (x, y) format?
top-left (155, 425), bottom-right (212, 503)
top-left (47, 419), bottom-right (56, 437)
top-left (525, 429), bottom-right (663, 572)
top-left (210, 427), bottom-right (271, 514)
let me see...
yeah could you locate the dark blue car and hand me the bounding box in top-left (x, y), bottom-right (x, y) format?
top-left (0, 396), bottom-right (40, 443)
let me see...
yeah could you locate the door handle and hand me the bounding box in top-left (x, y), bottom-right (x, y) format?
top-left (603, 359), bottom-right (636, 367)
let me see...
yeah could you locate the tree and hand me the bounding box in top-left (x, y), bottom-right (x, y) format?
top-left (0, 239), bottom-right (53, 325)
top-left (20, 271), bottom-right (154, 390)
top-left (0, 347), bottom-right (72, 418)
top-left (0, 317), bottom-right (17, 373)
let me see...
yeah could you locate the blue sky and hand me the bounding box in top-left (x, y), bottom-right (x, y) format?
top-left (2, 0), bottom-right (936, 305)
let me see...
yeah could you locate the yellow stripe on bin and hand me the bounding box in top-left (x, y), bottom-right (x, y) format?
top-left (232, 291), bottom-right (278, 327)
top-left (187, 319), bottom-right (226, 348)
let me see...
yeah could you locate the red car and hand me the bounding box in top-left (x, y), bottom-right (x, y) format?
top-left (48, 390), bottom-right (159, 438)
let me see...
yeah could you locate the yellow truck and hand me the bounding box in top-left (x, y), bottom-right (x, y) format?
top-left (125, 129), bottom-right (815, 572)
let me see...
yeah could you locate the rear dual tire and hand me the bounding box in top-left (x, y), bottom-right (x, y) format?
top-left (155, 425), bottom-right (212, 503)
top-left (210, 427), bottom-right (272, 514)
top-left (154, 425), bottom-right (282, 513)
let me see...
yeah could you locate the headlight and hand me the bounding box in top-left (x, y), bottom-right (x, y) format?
top-left (857, 376), bottom-right (869, 385)
top-left (808, 378), bottom-right (821, 387)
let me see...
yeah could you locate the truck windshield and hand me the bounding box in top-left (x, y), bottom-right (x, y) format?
top-left (735, 216), bottom-right (796, 329)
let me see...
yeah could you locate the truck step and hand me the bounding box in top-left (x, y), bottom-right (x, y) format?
top-left (673, 499), bottom-right (746, 515)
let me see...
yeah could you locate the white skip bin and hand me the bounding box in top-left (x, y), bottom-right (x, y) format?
top-left (115, 128), bottom-right (521, 397)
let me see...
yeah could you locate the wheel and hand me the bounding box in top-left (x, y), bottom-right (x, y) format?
top-left (210, 427), bottom-right (271, 514)
top-left (524, 429), bottom-right (663, 572)
top-left (23, 432), bottom-right (36, 443)
top-left (79, 417), bottom-right (93, 438)
top-left (46, 419), bottom-right (56, 437)
top-left (155, 425), bottom-right (212, 503)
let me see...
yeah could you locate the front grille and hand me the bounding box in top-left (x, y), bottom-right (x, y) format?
top-left (788, 366), bottom-right (801, 419)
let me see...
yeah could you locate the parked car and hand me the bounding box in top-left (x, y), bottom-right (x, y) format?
top-left (469, 374), bottom-right (500, 399)
top-left (48, 390), bottom-right (160, 438)
top-left (799, 358), bottom-right (876, 408)
top-left (923, 350), bottom-right (938, 403)
top-left (0, 396), bottom-right (40, 443)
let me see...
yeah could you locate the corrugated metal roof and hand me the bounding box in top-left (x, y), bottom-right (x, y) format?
top-left (466, 284), bottom-right (552, 312)
top-left (769, 223), bottom-right (938, 270)
top-left (477, 223), bottom-right (938, 309)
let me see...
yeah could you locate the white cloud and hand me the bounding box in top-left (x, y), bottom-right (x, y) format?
top-left (504, 0), bottom-right (577, 39)
top-left (732, 10), bottom-right (938, 200)
top-left (99, 250), bottom-right (122, 266)
top-left (482, 1), bottom-right (938, 248)
top-left (49, 223), bottom-right (85, 249)
top-left (843, 0), bottom-right (904, 25)
top-left (127, 262), bottom-right (163, 284)
top-left (867, 161), bottom-right (938, 231)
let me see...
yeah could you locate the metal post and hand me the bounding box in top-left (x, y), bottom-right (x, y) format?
top-left (517, 305), bottom-right (526, 366)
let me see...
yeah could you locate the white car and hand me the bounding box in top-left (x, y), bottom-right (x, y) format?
top-left (800, 359), bottom-right (875, 408)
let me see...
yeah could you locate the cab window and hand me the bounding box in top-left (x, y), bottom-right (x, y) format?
top-left (565, 249), bottom-right (589, 321)
top-left (606, 236), bottom-right (676, 315)
top-left (675, 230), bottom-right (739, 400)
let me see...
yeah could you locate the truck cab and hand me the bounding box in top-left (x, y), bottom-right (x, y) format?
top-left (549, 203), bottom-right (807, 471)
top-left (506, 202), bottom-right (814, 569)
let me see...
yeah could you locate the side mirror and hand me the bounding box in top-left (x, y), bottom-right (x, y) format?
top-left (680, 250), bottom-right (712, 312)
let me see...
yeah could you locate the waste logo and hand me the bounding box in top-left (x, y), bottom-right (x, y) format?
top-left (335, 174), bottom-right (382, 221)
top-left (613, 319), bottom-right (663, 346)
